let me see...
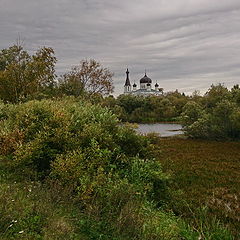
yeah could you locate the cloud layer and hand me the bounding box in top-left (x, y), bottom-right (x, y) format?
top-left (1, 0), bottom-right (240, 95)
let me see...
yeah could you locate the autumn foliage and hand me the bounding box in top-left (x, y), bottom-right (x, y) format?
top-left (0, 45), bottom-right (56, 103)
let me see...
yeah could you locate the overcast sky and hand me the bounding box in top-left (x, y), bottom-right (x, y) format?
top-left (1, 0), bottom-right (240, 95)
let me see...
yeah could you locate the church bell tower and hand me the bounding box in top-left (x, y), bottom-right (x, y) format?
top-left (124, 68), bottom-right (132, 94)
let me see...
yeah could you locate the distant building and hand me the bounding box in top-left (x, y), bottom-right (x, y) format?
top-left (124, 69), bottom-right (163, 96)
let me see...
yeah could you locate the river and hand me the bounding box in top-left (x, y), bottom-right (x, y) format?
top-left (136, 123), bottom-right (183, 137)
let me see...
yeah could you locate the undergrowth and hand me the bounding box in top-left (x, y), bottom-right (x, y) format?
top-left (0, 98), bottom-right (235, 239)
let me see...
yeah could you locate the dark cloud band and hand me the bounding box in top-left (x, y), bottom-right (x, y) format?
top-left (1, 0), bottom-right (240, 95)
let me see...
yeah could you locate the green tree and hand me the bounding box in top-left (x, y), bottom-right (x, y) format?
top-left (166, 91), bottom-right (189, 115)
top-left (181, 97), bottom-right (240, 139)
top-left (231, 84), bottom-right (240, 105)
top-left (181, 101), bottom-right (204, 126)
top-left (117, 95), bottom-right (146, 115)
top-left (58, 59), bottom-right (114, 96)
top-left (212, 100), bottom-right (237, 138)
top-left (204, 84), bottom-right (230, 109)
top-left (0, 45), bottom-right (56, 103)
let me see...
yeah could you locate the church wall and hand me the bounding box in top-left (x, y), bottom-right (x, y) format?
top-left (140, 83), bottom-right (147, 89)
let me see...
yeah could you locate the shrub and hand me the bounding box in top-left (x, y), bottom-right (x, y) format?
top-left (181, 101), bottom-right (204, 127)
top-left (1, 98), bottom-right (234, 238)
top-left (181, 99), bottom-right (240, 140)
top-left (0, 98), bottom-right (169, 203)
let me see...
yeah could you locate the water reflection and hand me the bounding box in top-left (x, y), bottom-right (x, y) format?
top-left (136, 123), bottom-right (183, 137)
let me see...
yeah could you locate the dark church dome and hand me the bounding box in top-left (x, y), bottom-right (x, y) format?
top-left (140, 73), bottom-right (152, 84)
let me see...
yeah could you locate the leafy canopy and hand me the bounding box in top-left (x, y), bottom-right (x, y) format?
top-left (58, 59), bottom-right (114, 96)
top-left (0, 45), bottom-right (56, 103)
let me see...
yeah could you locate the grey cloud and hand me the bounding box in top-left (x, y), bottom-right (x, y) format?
top-left (1, 0), bottom-right (240, 95)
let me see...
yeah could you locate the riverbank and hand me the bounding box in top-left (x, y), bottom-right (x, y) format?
top-left (155, 137), bottom-right (240, 238)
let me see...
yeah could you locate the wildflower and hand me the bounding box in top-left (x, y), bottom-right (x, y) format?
top-left (19, 230), bottom-right (24, 234)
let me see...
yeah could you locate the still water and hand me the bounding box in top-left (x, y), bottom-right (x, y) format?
top-left (136, 123), bottom-right (183, 137)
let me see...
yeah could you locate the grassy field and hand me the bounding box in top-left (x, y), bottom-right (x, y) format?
top-left (156, 138), bottom-right (240, 237)
top-left (1, 136), bottom-right (239, 239)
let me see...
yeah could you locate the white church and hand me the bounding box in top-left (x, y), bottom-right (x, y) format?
top-left (124, 69), bottom-right (163, 96)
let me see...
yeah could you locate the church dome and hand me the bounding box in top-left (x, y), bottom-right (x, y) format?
top-left (140, 73), bottom-right (152, 84)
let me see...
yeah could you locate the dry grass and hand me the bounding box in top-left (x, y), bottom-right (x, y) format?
top-left (156, 138), bottom-right (240, 237)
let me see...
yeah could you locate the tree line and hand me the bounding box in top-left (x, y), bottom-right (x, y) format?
top-left (181, 84), bottom-right (240, 139)
top-left (102, 84), bottom-right (240, 139)
top-left (0, 44), bottom-right (113, 103)
top-left (1, 44), bottom-right (240, 140)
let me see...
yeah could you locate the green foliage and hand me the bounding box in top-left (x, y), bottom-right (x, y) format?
top-left (58, 59), bottom-right (114, 96)
top-left (0, 45), bottom-right (56, 103)
top-left (105, 93), bottom-right (186, 123)
top-left (0, 98), bottom-right (120, 174)
top-left (1, 96), bottom-right (237, 238)
top-left (1, 98), bottom-right (198, 239)
top-left (100, 83), bottom-right (240, 136)
top-left (231, 85), bottom-right (240, 104)
top-left (183, 113), bottom-right (213, 139)
top-left (0, 161), bottom-right (86, 240)
top-left (181, 84), bottom-right (240, 139)
top-left (204, 84), bottom-right (230, 109)
top-left (181, 101), bottom-right (204, 126)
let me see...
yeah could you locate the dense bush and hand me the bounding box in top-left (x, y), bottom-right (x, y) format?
top-left (0, 98), bottom-right (199, 239)
top-left (102, 91), bottom-right (188, 123)
top-left (181, 84), bottom-right (240, 140)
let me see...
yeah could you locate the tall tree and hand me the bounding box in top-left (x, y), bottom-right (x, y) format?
top-left (59, 59), bottom-right (114, 96)
top-left (204, 84), bottom-right (230, 109)
top-left (0, 45), bottom-right (56, 103)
